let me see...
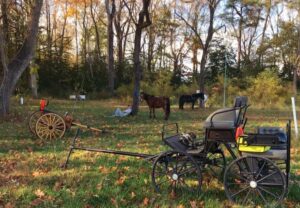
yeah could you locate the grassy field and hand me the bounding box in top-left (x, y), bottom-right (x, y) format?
top-left (0, 98), bottom-right (299, 208)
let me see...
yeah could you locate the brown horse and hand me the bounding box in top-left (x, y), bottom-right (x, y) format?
top-left (140, 92), bottom-right (170, 120)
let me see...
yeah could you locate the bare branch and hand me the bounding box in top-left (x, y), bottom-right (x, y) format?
top-left (175, 11), bottom-right (204, 49)
top-left (123, 0), bottom-right (138, 25)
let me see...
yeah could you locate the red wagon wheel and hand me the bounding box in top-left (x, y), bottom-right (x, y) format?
top-left (35, 113), bottom-right (66, 140)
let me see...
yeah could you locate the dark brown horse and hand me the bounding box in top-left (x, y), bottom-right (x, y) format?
top-left (140, 92), bottom-right (170, 120)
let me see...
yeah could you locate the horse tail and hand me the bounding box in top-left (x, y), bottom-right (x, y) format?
top-left (165, 97), bottom-right (170, 120)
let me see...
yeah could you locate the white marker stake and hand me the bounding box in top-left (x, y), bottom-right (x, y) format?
top-left (20, 97), bottom-right (24, 105)
top-left (291, 97), bottom-right (298, 137)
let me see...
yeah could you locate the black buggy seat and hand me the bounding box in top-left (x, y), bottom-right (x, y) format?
top-left (204, 96), bottom-right (249, 143)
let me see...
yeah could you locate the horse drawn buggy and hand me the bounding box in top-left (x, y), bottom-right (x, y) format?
top-left (29, 96), bottom-right (291, 206)
top-left (155, 96), bottom-right (291, 206)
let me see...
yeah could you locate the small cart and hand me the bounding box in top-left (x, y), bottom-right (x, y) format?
top-left (28, 99), bottom-right (104, 140)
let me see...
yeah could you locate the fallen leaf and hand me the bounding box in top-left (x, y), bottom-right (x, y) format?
top-left (32, 171), bottom-right (46, 177)
top-left (30, 198), bottom-right (44, 207)
top-left (53, 181), bottom-right (64, 191)
top-left (176, 205), bottom-right (184, 208)
top-left (189, 201), bottom-right (197, 208)
top-left (116, 156), bottom-right (128, 164)
top-left (96, 183), bottom-right (102, 190)
top-left (169, 189), bottom-right (176, 199)
top-left (4, 202), bottom-right (14, 208)
top-left (99, 166), bottom-right (110, 174)
top-left (198, 201), bottom-right (205, 208)
top-left (27, 147), bottom-right (33, 153)
top-left (116, 142), bottom-right (124, 148)
top-left (143, 197), bottom-right (149, 206)
top-left (34, 189), bottom-right (45, 198)
top-left (131, 192), bottom-right (136, 198)
top-left (115, 176), bottom-right (127, 185)
top-left (111, 198), bottom-right (118, 207)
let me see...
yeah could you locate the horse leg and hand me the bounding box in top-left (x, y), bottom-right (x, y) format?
top-left (149, 107), bottom-right (152, 118)
top-left (192, 101), bottom-right (194, 109)
top-left (179, 99), bottom-right (182, 109)
top-left (153, 108), bottom-right (156, 118)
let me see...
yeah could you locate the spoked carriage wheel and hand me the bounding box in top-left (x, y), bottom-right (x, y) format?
top-left (35, 113), bottom-right (66, 140)
top-left (152, 150), bottom-right (202, 196)
top-left (205, 150), bottom-right (226, 180)
top-left (224, 156), bottom-right (286, 206)
top-left (28, 111), bottom-right (44, 135)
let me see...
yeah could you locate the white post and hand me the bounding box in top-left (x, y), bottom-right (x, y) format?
top-left (291, 97), bottom-right (298, 137)
top-left (20, 97), bottom-right (24, 105)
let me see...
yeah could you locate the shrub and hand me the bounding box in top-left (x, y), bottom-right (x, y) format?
top-left (246, 70), bottom-right (286, 108)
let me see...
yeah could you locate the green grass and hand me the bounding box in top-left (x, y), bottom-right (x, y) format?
top-left (0, 98), bottom-right (299, 207)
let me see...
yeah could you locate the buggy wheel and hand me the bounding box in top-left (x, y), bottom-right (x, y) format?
top-left (206, 149), bottom-right (226, 180)
top-left (152, 150), bottom-right (202, 196)
top-left (28, 111), bottom-right (44, 135)
top-left (35, 113), bottom-right (66, 140)
top-left (224, 156), bottom-right (286, 206)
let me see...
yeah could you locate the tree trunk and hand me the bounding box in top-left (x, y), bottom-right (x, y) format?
top-left (295, 16), bottom-right (300, 96)
top-left (258, 0), bottom-right (271, 65)
top-left (114, 4), bottom-right (124, 67)
top-left (90, 0), bottom-right (101, 60)
top-left (0, 0), bottom-right (43, 117)
top-left (198, 0), bottom-right (218, 107)
top-left (131, 27), bottom-right (143, 115)
top-left (147, 27), bottom-right (154, 72)
top-left (58, 0), bottom-right (68, 60)
top-left (131, 0), bottom-right (152, 115)
top-left (236, 19), bottom-right (242, 71)
top-left (45, 0), bottom-right (52, 60)
top-left (31, 73), bottom-right (38, 99)
top-left (106, 0), bottom-right (116, 95)
top-left (82, 0), bottom-right (88, 64)
top-left (293, 67), bottom-right (297, 96)
top-left (1, 0), bottom-right (9, 44)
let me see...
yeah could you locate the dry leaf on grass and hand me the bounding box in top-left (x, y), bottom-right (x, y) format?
top-left (169, 189), bottom-right (176, 199)
top-left (189, 200), bottom-right (197, 208)
top-left (30, 198), bottom-right (44, 207)
top-left (53, 181), bottom-right (64, 191)
top-left (34, 189), bottom-right (45, 198)
top-left (143, 197), bottom-right (149, 206)
top-left (98, 166), bottom-right (110, 174)
top-left (111, 198), bottom-right (118, 207)
top-left (4, 202), bottom-right (15, 208)
top-left (115, 176), bottom-right (127, 185)
top-left (96, 183), bottom-right (102, 190)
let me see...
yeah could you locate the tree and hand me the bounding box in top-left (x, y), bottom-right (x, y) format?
top-left (176, 0), bottom-right (220, 104)
top-left (124, 0), bottom-right (152, 115)
top-left (206, 39), bottom-right (237, 85)
top-left (105, 0), bottom-right (116, 94)
top-left (0, 0), bottom-right (43, 117)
